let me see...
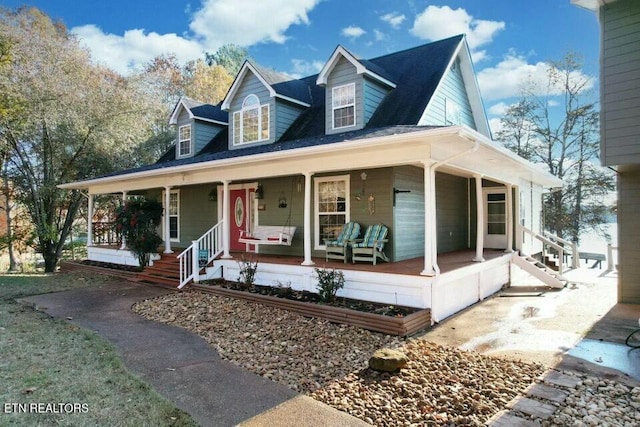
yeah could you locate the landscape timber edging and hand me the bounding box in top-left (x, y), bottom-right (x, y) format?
top-left (190, 283), bottom-right (431, 336)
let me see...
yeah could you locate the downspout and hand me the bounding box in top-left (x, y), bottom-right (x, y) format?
top-left (429, 132), bottom-right (479, 275)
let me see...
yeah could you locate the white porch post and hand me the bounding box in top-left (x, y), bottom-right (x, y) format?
top-left (163, 186), bottom-right (173, 254)
top-left (221, 180), bottom-right (232, 259)
top-left (505, 184), bottom-right (514, 253)
top-left (120, 191), bottom-right (128, 250)
top-left (421, 162), bottom-right (436, 276)
top-left (473, 174), bottom-right (485, 262)
top-left (87, 194), bottom-right (94, 247)
top-left (302, 172), bottom-right (315, 266)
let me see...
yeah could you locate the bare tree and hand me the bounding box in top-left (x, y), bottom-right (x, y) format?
top-left (496, 52), bottom-right (614, 242)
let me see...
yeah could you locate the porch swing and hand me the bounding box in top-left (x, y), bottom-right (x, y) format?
top-left (237, 179), bottom-right (296, 246)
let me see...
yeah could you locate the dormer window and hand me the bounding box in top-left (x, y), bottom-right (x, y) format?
top-left (178, 124), bottom-right (192, 157)
top-left (332, 83), bottom-right (356, 129)
top-left (233, 94), bottom-right (270, 145)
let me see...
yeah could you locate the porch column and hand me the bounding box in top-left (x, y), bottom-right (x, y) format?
top-left (221, 180), bottom-right (232, 259)
top-left (421, 162), bottom-right (437, 276)
top-left (301, 172), bottom-right (315, 266)
top-left (120, 191), bottom-right (128, 250)
top-left (87, 193), bottom-right (94, 247)
top-left (473, 174), bottom-right (485, 262)
top-left (163, 186), bottom-right (173, 254)
top-left (505, 184), bottom-right (514, 253)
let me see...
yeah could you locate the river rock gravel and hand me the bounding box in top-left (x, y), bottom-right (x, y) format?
top-left (133, 290), bottom-right (548, 426)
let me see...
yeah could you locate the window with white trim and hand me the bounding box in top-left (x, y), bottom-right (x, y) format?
top-left (314, 175), bottom-right (350, 249)
top-left (332, 83), bottom-right (355, 129)
top-left (165, 190), bottom-right (180, 241)
top-left (178, 125), bottom-right (191, 157)
top-left (233, 94), bottom-right (270, 145)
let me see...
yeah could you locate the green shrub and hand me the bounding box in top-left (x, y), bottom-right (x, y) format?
top-left (315, 267), bottom-right (345, 302)
top-left (237, 256), bottom-right (258, 290)
top-left (115, 199), bottom-right (163, 269)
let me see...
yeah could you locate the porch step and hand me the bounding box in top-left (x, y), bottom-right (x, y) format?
top-left (135, 253), bottom-right (181, 287)
top-left (513, 254), bottom-right (565, 288)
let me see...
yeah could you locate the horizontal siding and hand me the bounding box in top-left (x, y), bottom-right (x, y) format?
top-left (325, 57), bottom-right (364, 134)
top-left (419, 59), bottom-right (476, 129)
top-left (364, 78), bottom-right (388, 124)
top-left (275, 101), bottom-right (304, 140)
top-left (617, 165), bottom-right (640, 303)
top-left (601, 0), bottom-right (640, 166)
top-left (194, 122), bottom-right (223, 154)
top-left (392, 166), bottom-right (424, 261)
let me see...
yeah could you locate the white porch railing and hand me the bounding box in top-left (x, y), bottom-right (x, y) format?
top-left (517, 224), bottom-right (577, 276)
top-left (607, 243), bottom-right (618, 271)
top-left (177, 220), bottom-right (224, 289)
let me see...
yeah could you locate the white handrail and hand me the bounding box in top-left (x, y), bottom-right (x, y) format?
top-left (517, 224), bottom-right (567, 275)
top-left (177, 220), bottom-right (224, 289)
top-left (607, 243), bottom-right (618, 271)
top-left (544, 231), bottom-right (580, 269)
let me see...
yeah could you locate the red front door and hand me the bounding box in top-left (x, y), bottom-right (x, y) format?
top-left (229, 188), bottom-right (255, 252)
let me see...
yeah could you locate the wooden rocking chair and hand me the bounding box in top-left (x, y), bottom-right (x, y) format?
top-left (350, 224), bottom-right (389, 265)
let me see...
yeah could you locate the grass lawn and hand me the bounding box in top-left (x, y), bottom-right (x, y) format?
top-left (0, 272), bottom-right (197, 426)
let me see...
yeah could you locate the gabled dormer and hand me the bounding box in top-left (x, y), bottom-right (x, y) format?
top-left (222, 61), bottom-right (311, 150)
top-left (168, 97), bottom-right (228, 159)
top-left (316, 46), bottom-right (396, 135)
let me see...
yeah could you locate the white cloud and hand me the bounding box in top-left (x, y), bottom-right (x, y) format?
top-left (190, 0), bottom-right (320, 46)
top-left (71, 0), bottom-right (322, 75)
top-left (487, 102), bottom-right (510, 116)
top-left (380, 12), bottom-right (406, 29)
top-left (548, 100), bottom-right (560, 107)
top-left (72, 25), bottom-right (203, 74)
top-left (290, 58), bottom-right (324, 77)
top-left (488, 118), bottom-right (503, 136)
top-left (341, 26), bottom-right (366, 39)
top-left (477, 53), bottom-right (594, 101)
top-left (373, 29), bottom-right (386, 42)
top-left (410, 6), bottom-right (504, 56)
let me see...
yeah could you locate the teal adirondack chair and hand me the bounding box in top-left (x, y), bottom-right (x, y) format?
top-left (351, 224), bottom-right (390, 265)
top-left (324, 221), bottom-right (361, 263)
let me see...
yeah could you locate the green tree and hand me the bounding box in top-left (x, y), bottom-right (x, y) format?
top-left (496, 53), bottom-right (614, 242)
top-left (0, 7), bottom-right (149, 272)
top-left (205, 44), bottom-right (249, 76)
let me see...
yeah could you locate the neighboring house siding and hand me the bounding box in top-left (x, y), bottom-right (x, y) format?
top-left (228, 73), bottom-right (274, 149)
top-left (275, 101), bottom-right (305, 140)
top-left (419, 58), bottom-right (477, 129)
top-left (392, 166), bottom-right (425, 261)
top-left (600, 0), bottom-right (640, 166)
top-left (436, 173), bottom-right (469, 253)
top-left (325, 57), bottom-right (364, 134)
top-left (194, 121), bottom-right (224, 154)
top-left (363, 78), bottom-right (389, 125)
top-left (617, 165), bottom-right (640, 303)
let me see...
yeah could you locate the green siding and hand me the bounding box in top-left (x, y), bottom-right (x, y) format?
top-left (436, 173), bottom-right (469, 253)
top-left (420, 58), bottom-right (477, 129)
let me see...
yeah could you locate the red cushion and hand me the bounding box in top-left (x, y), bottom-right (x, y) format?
top-left (267, 236), bottom-right (280, 241)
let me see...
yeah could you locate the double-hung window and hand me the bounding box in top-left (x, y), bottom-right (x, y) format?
top-left (233, 94), bottom-right (269, 145)
top-left (178, 125), bottom-right (191, 157)
top-left (315, 175), bottom-right (350, 249)
top-left (332, 83), bottom-right (355, 129)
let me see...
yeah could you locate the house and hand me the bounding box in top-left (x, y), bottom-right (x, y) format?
top-left (60, 35), bottom-right (563, 322)
top-left (573, 0), bottom-right (640, 304)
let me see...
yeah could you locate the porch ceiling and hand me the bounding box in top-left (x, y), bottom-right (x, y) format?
top-left (60, 126), bottom-right (562, 194)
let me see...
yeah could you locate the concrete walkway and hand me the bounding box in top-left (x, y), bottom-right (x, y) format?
top-left (21, 280), bottom-right (368, 427)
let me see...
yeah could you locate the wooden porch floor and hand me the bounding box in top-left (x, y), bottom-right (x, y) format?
top-left (227, 249), bottom-right (509, 276)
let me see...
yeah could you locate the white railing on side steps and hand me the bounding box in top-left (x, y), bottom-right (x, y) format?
top-left (517, 224), bottom-right (578, 276)
top-left (177, 220), bottom-right (223, 289)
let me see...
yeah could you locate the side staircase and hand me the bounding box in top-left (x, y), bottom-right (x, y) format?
top-left (512, 225), bottom-right (580, 289)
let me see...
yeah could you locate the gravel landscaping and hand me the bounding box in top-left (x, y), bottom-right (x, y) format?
top-left (133, 290), bottom-right (547, 426)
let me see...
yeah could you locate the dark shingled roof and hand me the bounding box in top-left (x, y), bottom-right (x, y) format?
top-left (149, 35), bottom-right (464, 172)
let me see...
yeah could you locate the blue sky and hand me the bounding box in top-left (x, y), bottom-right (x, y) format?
top-left (4, 0), bottom-right (600, 127)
